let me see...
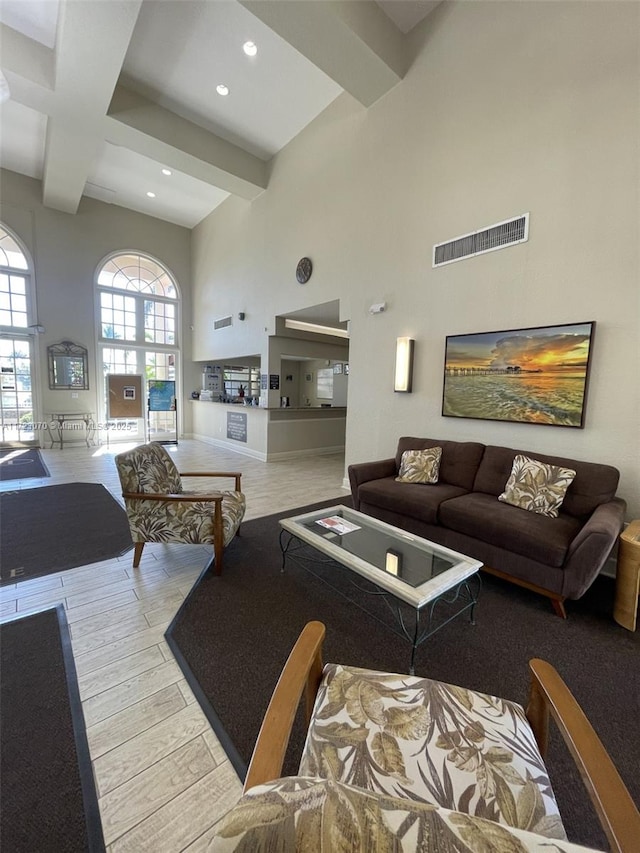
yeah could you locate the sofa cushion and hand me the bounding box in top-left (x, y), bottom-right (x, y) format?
top-left (359, 477), bottom-right (468, 526)
top-left (396, 447), bottom-right (442, 484)
top-left (439, 492), bottom-right (582, 568)
top-left (498, 454), bottom-right (576, 518)
top-left (396, 438), bottom-right (485, 490)
top-left (473, 446), bottom-right (620, 519)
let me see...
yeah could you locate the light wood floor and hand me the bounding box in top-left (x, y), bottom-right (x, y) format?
top-left (0, 440), bottom-right (348, 851)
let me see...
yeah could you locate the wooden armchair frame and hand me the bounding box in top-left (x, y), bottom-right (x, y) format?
top-left (244, 621), bottom-right (640, 853)
top-left (122, 470), bottom-right (242, 575)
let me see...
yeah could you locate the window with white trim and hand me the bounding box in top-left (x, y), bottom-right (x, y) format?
top-left (96, 253), bottom-right (180, 439)
top-left (0, 224), bottom-right (36, 442)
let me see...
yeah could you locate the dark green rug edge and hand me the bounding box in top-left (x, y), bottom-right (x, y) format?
top-left (0, 605), bottom-right (106, 853)
top-left (56, 604), bottom-right (106, 853)
top-left (164, 496), bottom-right (348, 782)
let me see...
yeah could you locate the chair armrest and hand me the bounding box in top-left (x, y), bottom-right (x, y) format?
top-left (562, 498), bottom-right (626, 598)
top-left (526, 658), bottom-right (640, 853)
top-left (243, 621), bottom-right (326, 793)
top-left (122, 491), bottom-right (223, 503)
top-left (179, 472), bottom-right (242, 491)
top-left (179, 472), bottom-right (242, 477)
top-left (348, 458), bottom-right (396, 510)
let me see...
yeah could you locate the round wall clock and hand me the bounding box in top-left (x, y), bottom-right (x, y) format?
top-left (296, 257), bottom-right (312, 284)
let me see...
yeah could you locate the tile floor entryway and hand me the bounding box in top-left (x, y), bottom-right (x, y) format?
top-left (0, 440), bottom-right (348, 851)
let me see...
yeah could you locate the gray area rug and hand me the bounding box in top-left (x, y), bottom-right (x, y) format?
top-left (167, 498), bottom-right (639, 851)
top-left (0, 447), bottom-right (50, 481)
top-left (0, 482), bottom-right (133, 584)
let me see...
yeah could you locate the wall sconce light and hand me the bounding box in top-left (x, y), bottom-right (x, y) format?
top-left (394, 337), bottom-right (414, 392)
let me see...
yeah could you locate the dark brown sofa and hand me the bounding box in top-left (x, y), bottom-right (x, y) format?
top-left (348, 437), bottom-right (626, 617)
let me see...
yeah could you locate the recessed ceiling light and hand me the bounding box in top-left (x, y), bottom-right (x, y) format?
top-left (161, 168), bottom-right (172, 176)
top-left (243, 41), bottom-right (257, 57)
top-left (216, 83), bottom-right (229, 96)
top-left (146, 191), bottom-right (156, 198)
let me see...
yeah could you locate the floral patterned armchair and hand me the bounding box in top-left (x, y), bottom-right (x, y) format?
top-left (115, 442), bottom-right (245, 574)
top-left (212, 621), bottom-right (639, 852)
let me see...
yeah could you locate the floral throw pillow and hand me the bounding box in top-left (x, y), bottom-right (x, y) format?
top-left (498, 454), bottom-right (576, 518)
top-left (395, 447), bottom-right (442, 484)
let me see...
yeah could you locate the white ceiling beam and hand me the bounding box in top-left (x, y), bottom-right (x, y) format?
top-left (0, 23), bottom-right (55, 91)
top-left (2, 12), bottom-right (266, 211)
top-left (238, 0), bottom-right (407, 107)
top-left (41, 0), bottom-right (143, 214)
top-left (106, 86), bottom-right (267, 200)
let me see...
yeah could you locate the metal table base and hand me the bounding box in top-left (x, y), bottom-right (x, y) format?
top-left (279, 530), bottom-right (481, 675)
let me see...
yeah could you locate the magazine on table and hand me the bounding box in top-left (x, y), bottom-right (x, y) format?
top-left (315, 515), bottom-right (361, 535)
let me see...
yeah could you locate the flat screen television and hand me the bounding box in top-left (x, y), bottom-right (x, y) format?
top-left (441, 321), bottom-right (595, 428)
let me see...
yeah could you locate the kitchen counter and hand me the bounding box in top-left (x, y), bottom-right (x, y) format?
top-left (191, 400), bottom-right (345, 411)
top-left (189, 399), bottom-right (346, 460)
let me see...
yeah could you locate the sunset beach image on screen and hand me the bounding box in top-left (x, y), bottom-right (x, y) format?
top-left (441, 322), bottom-right (594, 427)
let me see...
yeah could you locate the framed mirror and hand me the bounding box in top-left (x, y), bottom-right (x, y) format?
top-left (48, 341), bottom-right (89, 390)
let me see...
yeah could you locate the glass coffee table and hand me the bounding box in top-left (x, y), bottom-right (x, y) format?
top-left (279, 505), bottom-right (482, 674)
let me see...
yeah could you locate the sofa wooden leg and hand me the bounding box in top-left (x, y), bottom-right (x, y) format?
top-left (482, 565), bottom-right (568, 618)
top-left (551, 597), bottom-right (567, 619)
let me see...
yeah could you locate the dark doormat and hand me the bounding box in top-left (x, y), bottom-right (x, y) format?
top-left (0, 605), bottom-right (105, 852)
top-left (166, 498), bottom-right (640, 852)
top-left (0, 482), bottom-right (133, 585)
top-left (0, 447), bottom-right (50, 481)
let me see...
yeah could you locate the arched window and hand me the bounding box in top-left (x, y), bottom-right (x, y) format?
top-left (0, 227), bottom-right (29, 328)
top-left (97, 254), bottom-right (177, 298)
top-left (0, 224), bottom-right (36, 442)
top-left (96, 252), bottom-right (180, 440)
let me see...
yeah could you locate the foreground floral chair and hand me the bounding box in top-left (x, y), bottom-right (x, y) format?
top-left (115, 442), bottom-right (245, 574)
top-left (212, 621), bottom-right (639, 852)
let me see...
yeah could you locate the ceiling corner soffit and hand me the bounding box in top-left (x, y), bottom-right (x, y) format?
top-left (238, 0), bottom-right (408, 107)
top-left (0, 23), bottom-right (55, 95)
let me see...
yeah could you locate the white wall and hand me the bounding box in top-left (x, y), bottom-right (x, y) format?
top-left (191, 1), bottom-right (640, 517)
top-left (0, 170), bottom-right (192, 432)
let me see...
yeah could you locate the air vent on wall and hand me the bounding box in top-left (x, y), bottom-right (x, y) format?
top-left (213, 315), bottom-right (233, 331)
top-left (433, 213), bottom-right (529, 267)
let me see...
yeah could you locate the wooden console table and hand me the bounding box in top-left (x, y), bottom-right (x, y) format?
top-left (614, 519), bottom-right (640, 631)
top-left (47, 412), bottom-right (97, 449)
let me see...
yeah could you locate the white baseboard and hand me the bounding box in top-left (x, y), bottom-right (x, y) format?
top-left (188, 435), bottom-right (346, 463)
top-left (190, 433), bottom-right (267, 461)
top-left (265, 446), bottom-right (345, 461)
